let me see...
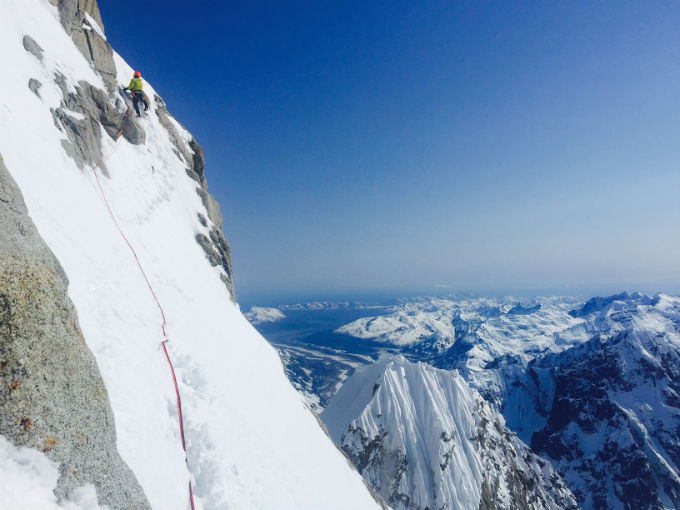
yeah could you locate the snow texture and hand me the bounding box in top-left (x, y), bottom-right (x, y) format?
top-left (0, 1), bottom-right (381, 508)
top-left (0, 435), bottom-right (102, 510)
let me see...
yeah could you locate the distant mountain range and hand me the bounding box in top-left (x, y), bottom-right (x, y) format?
top-left (250, 292), bottom-right (680, 510)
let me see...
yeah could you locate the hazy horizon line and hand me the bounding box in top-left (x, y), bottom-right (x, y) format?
top-left (238, 281), bottom-right (680, 309)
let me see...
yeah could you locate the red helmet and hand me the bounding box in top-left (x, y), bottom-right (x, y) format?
top-left (133, 71), bottom-right (141, 78)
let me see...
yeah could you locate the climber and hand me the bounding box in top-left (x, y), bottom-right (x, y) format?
top-left (124, 71), bottom-right (150, 117)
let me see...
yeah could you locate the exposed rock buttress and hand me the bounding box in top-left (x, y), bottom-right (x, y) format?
top-left (0, 154), bottom-right (150, 509)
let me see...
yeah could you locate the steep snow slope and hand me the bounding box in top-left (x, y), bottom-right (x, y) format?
top-left (322, 356), bottom-right (578, 510)
top-left (0, 1), bottom-right (381, 508)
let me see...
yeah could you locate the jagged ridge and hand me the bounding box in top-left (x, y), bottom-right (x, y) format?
top-left (322, 355), bottom-right (579, 510)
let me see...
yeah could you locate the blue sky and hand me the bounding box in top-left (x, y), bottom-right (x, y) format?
top-left (99, 1), bottom-right (680, 303)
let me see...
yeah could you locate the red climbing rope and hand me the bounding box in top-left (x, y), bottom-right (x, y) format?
top-left (89, 104), bottom-right (196, 510)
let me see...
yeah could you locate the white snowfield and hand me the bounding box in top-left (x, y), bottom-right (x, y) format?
top-left (0, 1), bottom-right (382, 509)
top-left (0, 435), bottom-right (99, 510)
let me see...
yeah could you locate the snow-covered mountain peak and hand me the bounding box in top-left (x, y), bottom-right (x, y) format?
top-left (244, 306), bottom-right (286, 324)
top-left (322, 355), bottom-right (578, 510)
top-left (568, 291), bottom-right (649, 317)
top-left (488, 293), bottom-right (680, 510)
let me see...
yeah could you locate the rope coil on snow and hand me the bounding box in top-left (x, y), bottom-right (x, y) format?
top-left (89, 104), bottom-right (197, 510)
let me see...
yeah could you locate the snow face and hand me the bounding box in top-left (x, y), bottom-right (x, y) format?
top-left (322, 355), bottom-right (578, 510)
top-left (82, 12), bottom-right (106, 41)
top-left (245, 306), bottom-right (286, 325)
top-left (0, 1), bottom-right (381, 509)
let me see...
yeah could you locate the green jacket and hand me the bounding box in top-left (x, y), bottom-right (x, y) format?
top-left (127, 77), bottom-right (143, 91)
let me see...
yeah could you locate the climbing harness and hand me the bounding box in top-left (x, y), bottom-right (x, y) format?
top-left (89, 105), bottom-right (197, 510)
top-left (129, 90), bottom-right (149, 116)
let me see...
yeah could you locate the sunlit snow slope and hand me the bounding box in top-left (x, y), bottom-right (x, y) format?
top-left (0, 1), bottom-right (381, 508)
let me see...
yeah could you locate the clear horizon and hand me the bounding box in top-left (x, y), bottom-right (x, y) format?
top-left (99, 1), bottom-right (680, 304)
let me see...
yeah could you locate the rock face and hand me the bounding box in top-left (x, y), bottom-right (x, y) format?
top-left (51, 0), bottom-right (117, 92)
top-left (322, 356), bottom-right (579, 510)
top-left (49, 72), bottom-right (145, 175)
top-left (532, 320), bottom-right (680, 508)
top-left (21, 23), bottom-right (145, 175)
top-left (22, 35), bottom-right (44, 61)
top-left (0, 154), bottom-right (150, 509)
top-left (154, 94), bottom-right (236, 301)
top-left (28, 78), bottom-right (42, 98)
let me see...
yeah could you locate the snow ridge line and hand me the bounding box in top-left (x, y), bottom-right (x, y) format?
top-left (88, 106), bottom-right (197, 510)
